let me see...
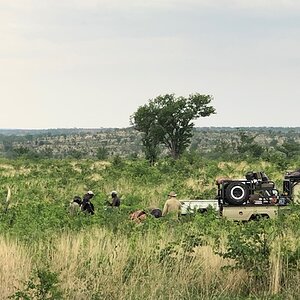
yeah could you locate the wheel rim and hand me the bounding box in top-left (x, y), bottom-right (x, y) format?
top-left (230, 186), bottom-right (245, 200)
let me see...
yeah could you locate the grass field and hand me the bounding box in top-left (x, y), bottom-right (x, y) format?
top-left (0, 156), bottom-right (300, 299)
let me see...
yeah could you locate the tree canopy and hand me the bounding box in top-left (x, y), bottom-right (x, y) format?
top-left (130, 93), bottom-right (216, 161)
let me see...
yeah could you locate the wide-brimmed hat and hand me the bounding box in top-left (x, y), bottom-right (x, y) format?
top-left (168, 191), bottom-right (177, 197)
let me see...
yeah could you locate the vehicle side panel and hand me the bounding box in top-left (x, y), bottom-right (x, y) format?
top-left (222, 205), bottom-right (279, 221)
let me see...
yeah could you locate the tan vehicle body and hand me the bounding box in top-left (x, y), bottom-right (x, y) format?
top-left (180, 199), bottom-right (288, 221)
top-left (180, 171), bottom-right (299, 221)
top-left (222, 205), bottom-right (281, 221)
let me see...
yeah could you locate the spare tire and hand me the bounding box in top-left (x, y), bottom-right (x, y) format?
top-left (225, 182), bottom-right (249, 205)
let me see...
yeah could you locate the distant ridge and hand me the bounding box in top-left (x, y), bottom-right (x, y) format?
top-left (0, 127), bottom-right (299, 159)
top-left (1, 127), bottom-right (299, 136)
top-left (0, 127), bottom-right (132, 136)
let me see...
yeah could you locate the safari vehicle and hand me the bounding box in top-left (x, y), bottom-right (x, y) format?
top-left (180, 169), bottom-right (300, 221)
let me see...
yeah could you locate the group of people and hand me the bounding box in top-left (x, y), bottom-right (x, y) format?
top-left (69, 189), bottom-right (182, 221)
top-left (130, 191), bottom-right (182, 223)
top-left (69, 190), bottom-right (121, 216)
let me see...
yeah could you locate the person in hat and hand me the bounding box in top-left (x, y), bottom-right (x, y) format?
top-left (162, 191), bottom-right (182, 219)
top-left (108, 191), bottom-right (121, 207)
top-left (81, 190), bottom-right (95, 215)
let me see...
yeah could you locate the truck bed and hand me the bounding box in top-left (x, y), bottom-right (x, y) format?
top-left (180, 199), bottom-right (219, 215)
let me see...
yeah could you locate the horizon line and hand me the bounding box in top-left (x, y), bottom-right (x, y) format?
top-left (1, 126), bottom-right (300, 131)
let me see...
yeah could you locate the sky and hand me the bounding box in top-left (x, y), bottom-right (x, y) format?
top-left (1, 0), bottom-right (300, 129)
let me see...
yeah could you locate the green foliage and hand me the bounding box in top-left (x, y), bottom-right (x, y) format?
top-left (111, 154), bottom-right (124, 167)
top-left (1, 128), bottom-right (299, 162)
top-left (264, 149), bottom-right (289, 171)
top-left (1, 157), bottom-right (300, 298)
top-left (67, 149), bottom-right (84, 159)
top-left (219, 219), bottom-right (275, 283)
top-left (131, 93), bottom-right (216, 160)
top-left (277, 138), bottom-right (300, 159)
top-left (96, 146), bottom-right (109, 160)
top-left (9, 268), bottom-right (62, 300)
top-left (235, 131), bottom-right (266, 159)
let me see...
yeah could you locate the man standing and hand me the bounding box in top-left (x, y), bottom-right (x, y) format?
top-left (162, 191), bottom-right (182, 219)
top-left (81, 190), bottom-right (95, 215)
top-left (109, 191), bottom-right (121, 207)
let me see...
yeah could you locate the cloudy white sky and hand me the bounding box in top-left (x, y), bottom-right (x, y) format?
top-left (1, 0), bottom-right (299, 129)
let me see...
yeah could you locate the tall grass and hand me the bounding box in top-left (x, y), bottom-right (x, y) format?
top-left (0, 225), bottom-right (300, 300)
top-left (1, 157), bottom-right (300, 299)
top-left (0, 237), bottom-right (32, 299)
top-left (1, 228), bottom-right (249, 300)
top-left (3, 227), bottom-right (300, 299)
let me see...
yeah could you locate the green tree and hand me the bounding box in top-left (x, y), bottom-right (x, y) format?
top-left (236, 131), bottom-right (265, 158)
top-left (13, 146), bottom-right (30, 157)
top-left (131, 93), bottom-right (215, 160)
top-left (68, 149), bottom-right (84, 159)
top-left (278, 138), bottom-right (300, 159)
top-left (130, 104), bottom-right (161, 164)
top-left (96, 146), bottom-right (109, 160)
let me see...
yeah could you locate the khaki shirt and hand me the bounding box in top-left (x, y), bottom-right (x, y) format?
top-left (162, 197), bottom-right (182, 218)
top-left (69, 202), bottom-right (81, 216)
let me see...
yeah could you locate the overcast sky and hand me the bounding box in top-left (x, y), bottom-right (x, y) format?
top-left (1, 0), bottom-right (299, 129)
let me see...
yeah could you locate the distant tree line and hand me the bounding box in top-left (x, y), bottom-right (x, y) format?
top-left (0, 91), bottom-right (299, 164)
top-left (0, 129), bottom-right (299, 165)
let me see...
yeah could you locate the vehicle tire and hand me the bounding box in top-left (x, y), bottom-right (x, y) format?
top-left (225, 182), bottom-right (250, 205)
top-left (250, 214), bottom-right (270, 221)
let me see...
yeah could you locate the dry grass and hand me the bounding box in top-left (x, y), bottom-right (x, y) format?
top-left (88, 173), bottom-right (103, 181)
top-left (269, 238), bottom-right (282, 295)
top-left (99, 177), bottom-right (166, 208)
top-left (91, 161), bottom-right (111, 170)
top-left (0, 163), bottom-right (31, 177)
top-left (1, 229), bottom-right (248, 299)
top-left (0, 237), bottom-right (32, 299)
top-left (3, 226), bottom-right (300, 299)
top-left (70, 162), bottom-right (82, 173)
